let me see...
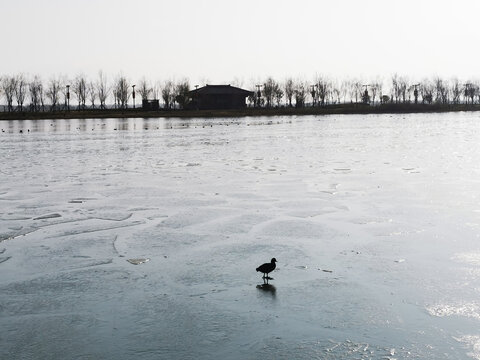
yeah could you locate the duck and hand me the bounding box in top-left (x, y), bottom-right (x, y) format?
top-left (256, 258), bottom-right (277, 280)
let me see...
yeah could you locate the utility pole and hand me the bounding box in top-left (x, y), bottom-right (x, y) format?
top-left (66, 84), bottom-right (70, 111)
top-left (255, 84), bottom-right (263, 108)
top-left (132, 85), bottom-right (136, 109)
top-left (464, 83), bottom-right (473, 104)
top-left (413, 84), bottom-right (420, 104)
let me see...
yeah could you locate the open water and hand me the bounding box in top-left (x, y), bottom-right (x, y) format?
top-left (2, 113), bottom-right (480, 359)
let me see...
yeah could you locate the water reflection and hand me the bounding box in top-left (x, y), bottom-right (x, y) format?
top-left (256, 283), bottom-right (276, 298)
top-left (0, 118), bottom-right (169, 133)
top-left (1, 117), bottom-right (294, 134)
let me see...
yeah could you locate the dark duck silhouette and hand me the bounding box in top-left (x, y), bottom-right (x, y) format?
top-left (256, 258), bottom-right (277, 282)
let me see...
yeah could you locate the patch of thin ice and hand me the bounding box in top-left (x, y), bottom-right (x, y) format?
top-left (454, 335), bottom-right (480, 360)
top-left (127, 258), bottom-right (150, 265)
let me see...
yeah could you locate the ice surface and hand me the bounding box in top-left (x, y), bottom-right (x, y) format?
top-left (2, 113), bottom-right (480, 359)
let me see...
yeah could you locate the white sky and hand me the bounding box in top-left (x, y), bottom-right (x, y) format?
top-left (2, 0), bottom-right (480, 86)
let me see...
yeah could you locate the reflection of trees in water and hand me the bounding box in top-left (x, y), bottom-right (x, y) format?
top-left (4, 118), bottom-right (252, 134)
top-left (163, 120), bottom-right (191, 130)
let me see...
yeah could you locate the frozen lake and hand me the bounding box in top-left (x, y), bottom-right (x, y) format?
top-left (2, 113), bottom-right (480, 359)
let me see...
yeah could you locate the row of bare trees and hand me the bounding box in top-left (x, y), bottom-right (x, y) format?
top-left (246, 77), bottom-right (383, 108)
top-left (2, 72), bottom-right (480, 112)
top-left (0, 72), bottom-right (192, 112)
top-left (249, 75), bottom-right (480, 108)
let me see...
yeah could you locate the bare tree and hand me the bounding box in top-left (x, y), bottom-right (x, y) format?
top-left (353, 81), bottom-right (363, 103)
top-left (2, 76), bottom-right (17, 112)
top-left (29, 75), bottom-right (43, 112)
top-left (87, 81), bottom-right (96, 109)
top-left (114, 75), bottom-right (131, 109)
top-left (174, 79), bottom-right (190, 109)
top-left (138, 77), bottom-right (151, 101)
top-left (420, 79), bottom-right (434, 104)
top-left (274, 85), bottom-right (283, 107)
top-left (397, 76), bottom-right (408, 103)
top-left (73, 74), bottom-right (87, 109)
top-left (406, 84), bottom-right (415, 103)
top-left (391, 74), bottom-right (399, 103)
top-left (340, 80), bottom-right (349, 104)
top-left (263, 77), bottom-right (281, 108)
top-left (434, 77), bottom-right (449, 104)
top-left (284, 78), bottom-right (294, 107)
top-left (97, 71), bottom-right (109, 109)
top-left (152, 81), bottom-right (161, 100)
top-left (247, 82), bottom-right (257, 107)
top-left (112, 88), bottom-right (118, 109)
top-left (376, 81), bottom-right (383, 104)
top-left (450, 78), bottom-right (461, 105)
top-left (316, 76), bottom-right (330, 106)
top-left (475, 82), bottom-right (480, 104)
top-left (370, 79), bottom-right (382, 106)
top-left (330, 81), bottom-right (340, 104)
top-left (14, 74), bottom-right (27, 111)
top-left (347, 80), bottom-right (357, 103)
top-left (294, 80), bottom-right (307, 108)
top-left (162, 80), bottom-right (174, 109)
top-left (464, 81), bottom-right (477, 105)
top-left (46, 77), bottom-right (61, 111)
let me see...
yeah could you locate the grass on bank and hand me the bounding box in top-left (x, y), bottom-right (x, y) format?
top-left (1, 103), bottom-right (480, 121)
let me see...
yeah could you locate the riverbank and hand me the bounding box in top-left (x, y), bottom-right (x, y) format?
top-left (1, 103), bottom-right (479, 121)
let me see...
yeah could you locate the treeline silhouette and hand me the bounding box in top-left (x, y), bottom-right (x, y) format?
top-left (0, 71), bottom-right (478, 112)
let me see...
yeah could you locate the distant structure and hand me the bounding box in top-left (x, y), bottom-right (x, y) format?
top-left (362, 84), bottom-right (370, 104)
top-left (142, 99), bottom-right (160, 111)
top-left (187, 85), bottom-right (253, 110)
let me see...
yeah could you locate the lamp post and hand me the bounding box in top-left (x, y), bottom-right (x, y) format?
top-left (66, 85), bottom-right (70, 111)
top-left (255, 84), bottom-right (263, 108)
top-left (132, 85), bottom-right (136, 109)
top-left (413, 84), bottom-right (420, 104)
top-left (464, 83), bottom-right (476, 105)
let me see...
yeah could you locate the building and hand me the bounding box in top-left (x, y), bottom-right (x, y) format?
top-left (142, 99), bottom-right (160, 111)
top-left (187, 85), bottom-right (253, 110)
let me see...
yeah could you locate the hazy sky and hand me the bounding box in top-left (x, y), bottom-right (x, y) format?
top-left (3, 0), bottom-right (480, 85)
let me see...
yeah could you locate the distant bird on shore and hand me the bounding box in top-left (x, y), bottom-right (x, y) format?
top-left (256, 258), bottom-right (277, 282)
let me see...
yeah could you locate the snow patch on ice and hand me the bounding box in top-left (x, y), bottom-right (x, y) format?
top-left (426, 302), bottom-right (480, 320)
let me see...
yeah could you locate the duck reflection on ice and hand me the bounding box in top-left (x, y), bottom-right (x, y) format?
top-left (256, 283), bottom-right (276, 297)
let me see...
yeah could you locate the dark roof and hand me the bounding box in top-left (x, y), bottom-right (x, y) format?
top-left (188, 85), bottom-right (253, 96)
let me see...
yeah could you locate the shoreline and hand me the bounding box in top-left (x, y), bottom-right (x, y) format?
top-left (0, 103), bottom-right (479, 121)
